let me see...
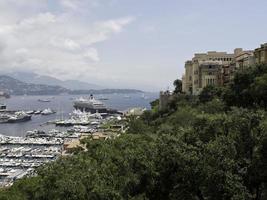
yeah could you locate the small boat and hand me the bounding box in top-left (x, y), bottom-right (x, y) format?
top-left (0, 114), bottom-right (10, 123)
top-left (0, 104), bottom-right (7, 110)
top-left (41, 108), bottom-right (55, 115)
top-left (0, 92), bottom-right (10, 99)
top-left (34, 110), bottom-right (41, 114)
top-left (26, 110), bottom-right (35, 115)
top-left (38, 99), bottom-right (51, 102)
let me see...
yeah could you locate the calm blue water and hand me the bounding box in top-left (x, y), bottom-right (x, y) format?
top-left (0, 93), bottom-right (158, 137)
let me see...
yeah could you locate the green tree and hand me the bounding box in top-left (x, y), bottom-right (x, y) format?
top-left (251, 74), bottom-right (267, 109)
top-left (199, 85), bottom-right (222, 103)
top-left (173, 79), bottom-right (182, 94)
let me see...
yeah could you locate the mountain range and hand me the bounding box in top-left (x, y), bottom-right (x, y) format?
top-left (0, 75), bottom-right (68, 95)
top-left (6, 72), bottom-right (103, 90)
top-left (0, 75), bottom-right (142, 95)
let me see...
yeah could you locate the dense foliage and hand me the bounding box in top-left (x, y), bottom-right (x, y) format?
top-left (1, 64), bottom-right (267, 200)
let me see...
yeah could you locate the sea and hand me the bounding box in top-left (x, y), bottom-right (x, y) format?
top-left (0, 93), bottom-right (158, 137)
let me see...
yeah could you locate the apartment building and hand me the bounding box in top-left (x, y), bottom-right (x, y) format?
top-left (183, 51), bottom-right (234, 95)
top-left (182, 48), bottom-right (256, 95)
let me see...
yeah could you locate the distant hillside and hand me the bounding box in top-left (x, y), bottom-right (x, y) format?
top-left (0, 75), bottom-right (68, 95)
top-left (0, 75), bottom-right (142, 95)
top-left (7, 72), bottom-right (103, 90)
top-left (69, 89), bottom-right (143, 95)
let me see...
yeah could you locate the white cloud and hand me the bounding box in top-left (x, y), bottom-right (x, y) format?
top-left (83, 48), bottom-right (100, 62)
top-left (60, 0), bottom-right (80, 10)
top-left (59, 0), bottom-right (102, 11)
top-left (15, 48), bottom-right (29, 55)
top-left (0, 1), bottom-right (135, 81)
top-left (97, 17), bottom-right (135, 33)
top-left (19, 12), bottom-right (56, 27)
top-left (64, 39), bottom-right (81, 51)
top-left (79, 17), bottom-right (135, 45)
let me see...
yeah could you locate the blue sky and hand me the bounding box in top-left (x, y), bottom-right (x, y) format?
top-left (0, 0), bottom-right (266, 91)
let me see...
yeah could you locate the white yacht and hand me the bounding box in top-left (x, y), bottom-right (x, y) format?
top-left (73, 95), bottom-right (107, 113)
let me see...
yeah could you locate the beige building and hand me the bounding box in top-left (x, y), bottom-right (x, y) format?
top-left (183, 61), bottom-right (193, 94)
top-left (234, 48), bottom-right (255, 70)
top-left (254, 43), bottom-right (267, 65)
top-left (183, 51), bottom-right (234, 95)
top-left (182, 48), bottom-right (255, 95)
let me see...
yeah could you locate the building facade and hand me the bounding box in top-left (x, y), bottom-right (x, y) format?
top-left (234, 48), bottom-right (255, 70)
top-left (182, 47), bottom-right (256, 95)
top-left (255, 43), bottom-right (267, 65)
top-left (183, 51), bottom-right (234, 95)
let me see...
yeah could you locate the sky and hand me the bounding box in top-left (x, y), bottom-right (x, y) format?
top-left (0, 0), bottom-right (267, 91)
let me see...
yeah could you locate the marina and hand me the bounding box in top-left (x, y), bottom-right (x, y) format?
top-left (0, 113), bottom-right (121, 187)
top-left (0, 93), bottom-right (156, 136)
top-left (0, 123), bottom-right (107, 187)
top-left (0, 93), bottom-right (156, 187)
top-left (0, 109), bottom-right (56, 124)
top-left (0, 133), bottom-right (64, 187)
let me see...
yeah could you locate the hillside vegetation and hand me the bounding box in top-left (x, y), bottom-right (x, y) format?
top-left (1, 64), bottom-right (267, 200)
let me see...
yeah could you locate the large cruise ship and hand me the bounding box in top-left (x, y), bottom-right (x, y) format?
top-left (73, 95), bottom-right (107, 113)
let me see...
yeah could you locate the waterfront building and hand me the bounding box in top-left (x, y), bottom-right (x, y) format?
top-left (254, 43), bottom-right (267, 65)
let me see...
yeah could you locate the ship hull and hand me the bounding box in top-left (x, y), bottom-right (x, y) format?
top-left (73, 105), bottom-right (107, 113)
top-left (7, 115), bottom-right (32, 123)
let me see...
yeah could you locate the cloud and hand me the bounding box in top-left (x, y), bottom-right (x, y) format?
top-left (97, 17), bottom-right (135, 33)
top-left (83, 48), bottom-right (100, 62)
top-left (60, 0), bottom-right (82, 10)
top-left (81, 16), bottom-right (135, 45)
top-left (19, 12), bottom-right (56, 27)
top-left (0, 1), bottom-right (135, 80)
top-left (59, 0), bottom-right (104, 11)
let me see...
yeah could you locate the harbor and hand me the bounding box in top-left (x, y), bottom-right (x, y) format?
top-left (0, 134), bottom-right (63, 187)
top-left (0, 93), bottom-right (155, 187)
top-left (0, 113), bottom-right (121, 187)
top-left (0, 93), bottom-right (156, 136)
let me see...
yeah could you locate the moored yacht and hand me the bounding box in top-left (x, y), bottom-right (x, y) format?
top-left (38, 99), bottom-right (51, 103)
top-left (41, 108), bottom-right (55, 115)
top-left (73, 94), bottom-right (107, 113)
top-left (7, 112), bottom-right (31, 123)
top-left (0, 104), bottom-right (7, 110)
